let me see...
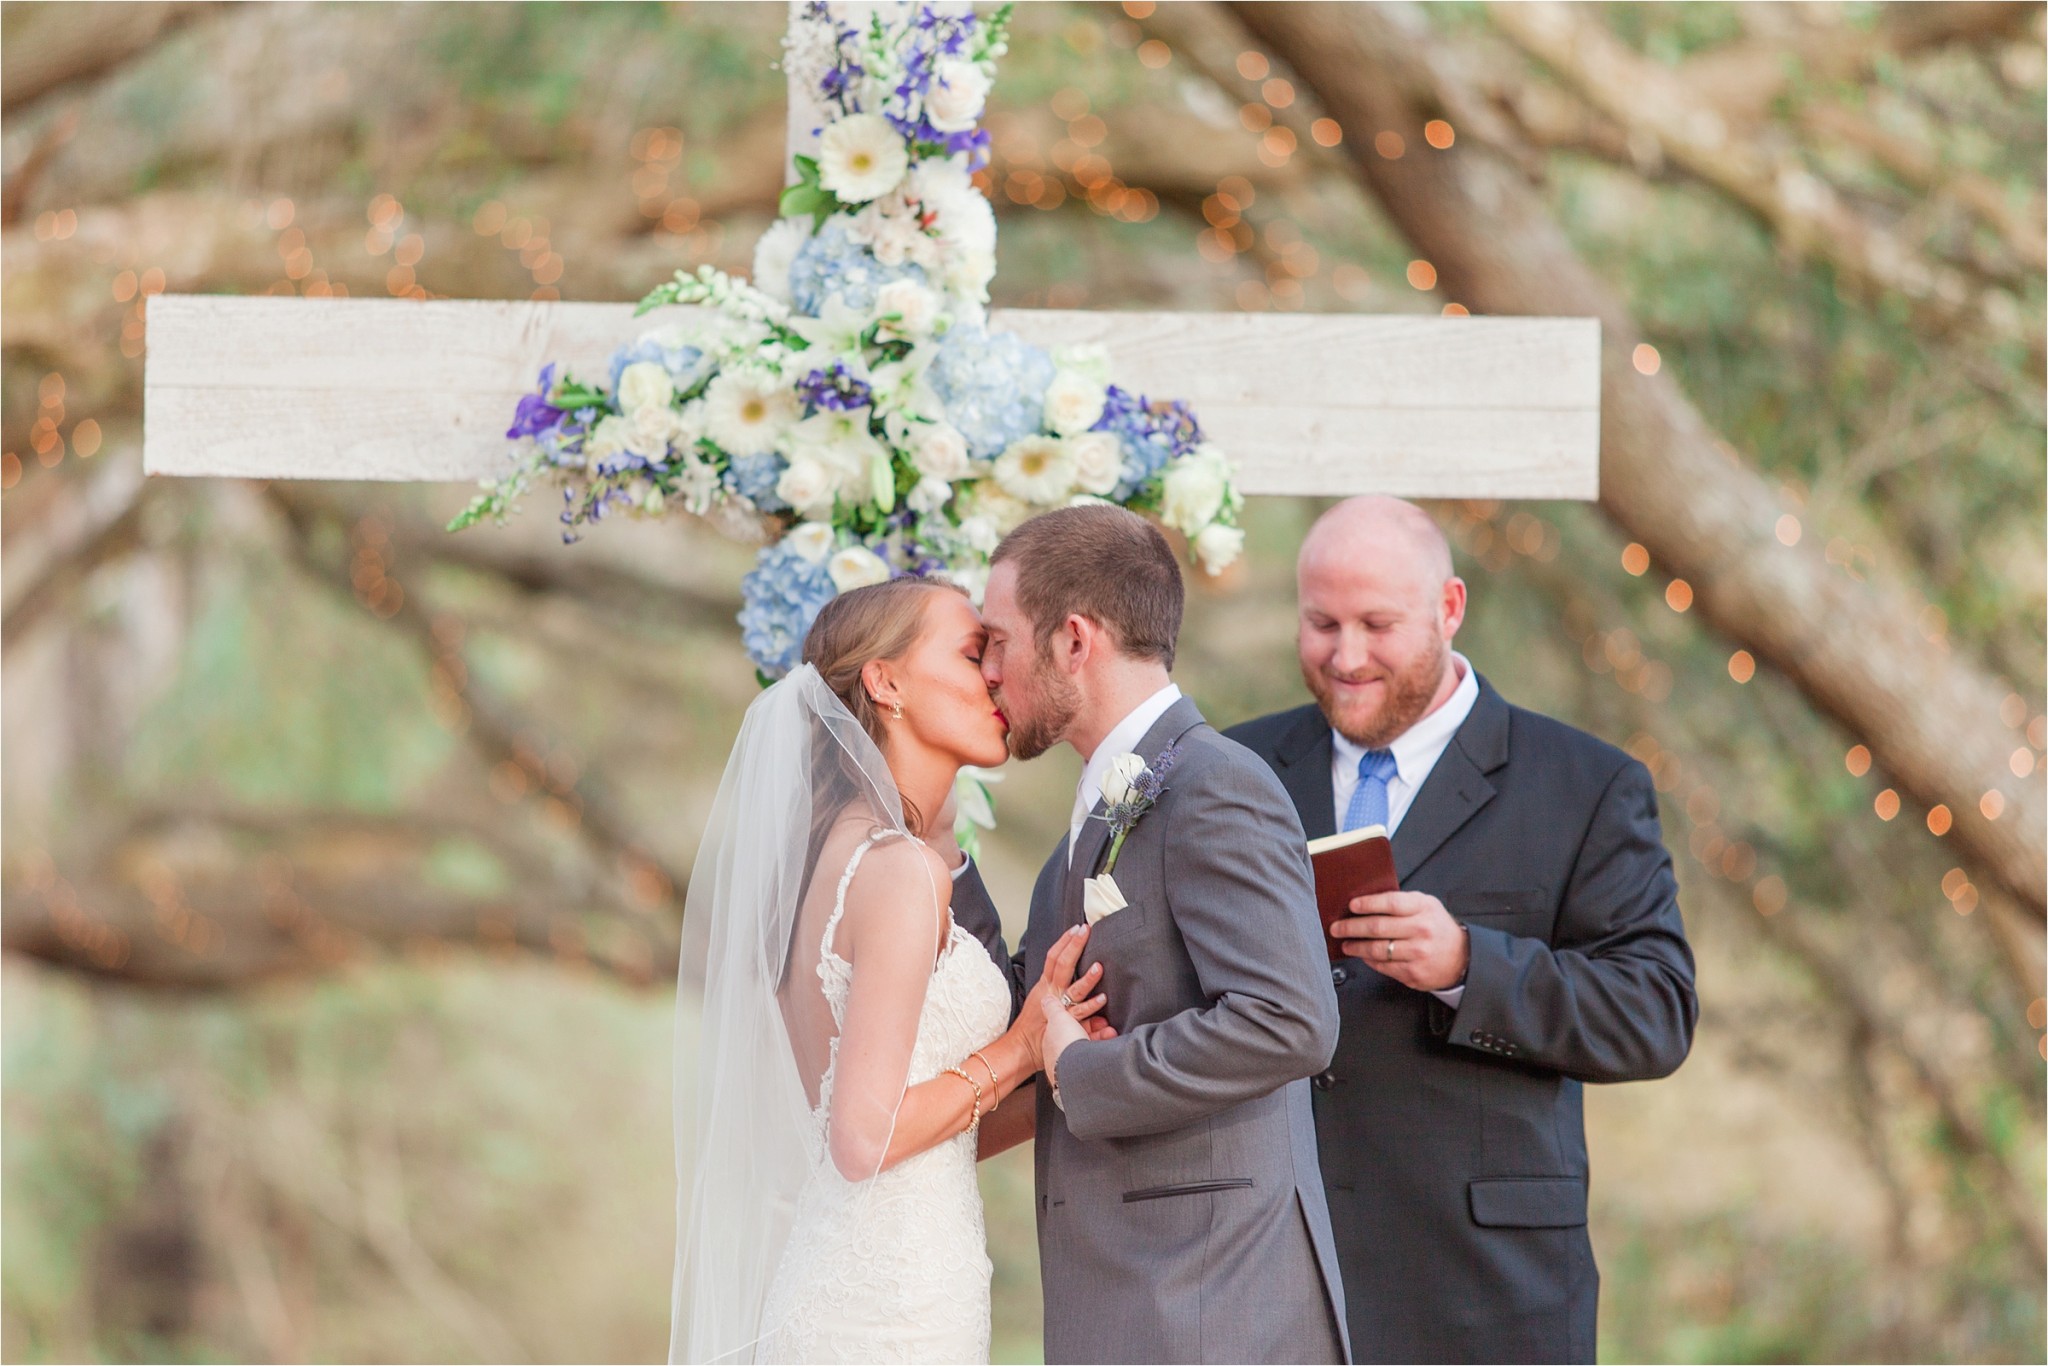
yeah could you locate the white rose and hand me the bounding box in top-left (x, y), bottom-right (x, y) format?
top-left (828, 545), bottom-right (893, 593)
top-left (1100, 752), bottom-right (1147, 808)
top-left (956, 514), bottom-right (1000, 555)
top-left (1069, 431), bottom-right (1122, 496)
top-left (925, 59), bottom-right (991, 133)
top-left (624, 402), bottom-right (684, 457)
top-left (909, 421), bottom-right (971, 482)
top-left (1194, 522), bottom-right (1246, 576)
top-left (784, 521), bottom-right (837, 564)
top-left (1043, 370), bottom-right (1108, 437)
top-left (907, 475), bottom-right (953, 514)
top-left (817, 112), bottom-right (909, 205)
top-left (617, 361), bottom-right (674, 415)
top-left (751, 217), bottom-right (813, 303)
top-left (874, 278), bottom-right (941, 339)
top-left (583, 415), bottom-right (629, 466)
top-left (776, 458), bottom-right (838, 519)
top-left (1159, 446), bottom-right (1229, 534)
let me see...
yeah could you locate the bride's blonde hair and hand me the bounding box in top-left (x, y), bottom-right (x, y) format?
top-left (802, 576), bottom-right (968, 835)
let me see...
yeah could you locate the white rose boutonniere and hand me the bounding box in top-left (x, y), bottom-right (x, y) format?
top-left (1084, 740), bottom-right (1182, 925)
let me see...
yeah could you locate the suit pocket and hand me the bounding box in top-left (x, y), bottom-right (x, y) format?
top-left (1468, 1176), bottom-right (1586, 1228)
top-left (1082, 897), bottom-right (1154, 953)
top-left (1123, 1178), bottom-right (1253, 1203)
top-left (1453, 887), bottom-right (1551, 933)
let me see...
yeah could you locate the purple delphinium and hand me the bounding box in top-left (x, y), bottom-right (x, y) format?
top-left (1095, 384), bottom-right (1205, 501)
top-left (507, 363), bottom-right (564, 440)
top-left (796, 360), bottom-right (876, 414)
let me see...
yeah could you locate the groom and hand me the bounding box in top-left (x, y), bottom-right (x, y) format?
top-left (959, 505), bottom-right (1348, 1364)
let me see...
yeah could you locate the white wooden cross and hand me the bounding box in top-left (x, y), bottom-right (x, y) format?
top-left (141, 5), bottom-right (1599, 501)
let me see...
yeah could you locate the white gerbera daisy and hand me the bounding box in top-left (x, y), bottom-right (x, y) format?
top-left (993, 435), bottom-right (1077, 505)
top-left (818, 113), bottom-right (909, 205)
top-left (704, 371), bottom-right (797, 458)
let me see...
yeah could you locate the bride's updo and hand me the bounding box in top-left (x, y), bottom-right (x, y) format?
top-left (803, 576), bottom-right (968, 748)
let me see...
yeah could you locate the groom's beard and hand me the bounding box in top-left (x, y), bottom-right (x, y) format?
top-left (1307, 635), bottom-right (1448, 750)
top-left (999, 650), bottom-right (1080, 761)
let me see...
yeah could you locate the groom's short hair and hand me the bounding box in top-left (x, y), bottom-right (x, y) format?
top-left (992, 505), bottom-right (1184, 669)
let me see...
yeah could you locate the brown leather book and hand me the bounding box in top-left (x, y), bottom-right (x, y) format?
top-left (1306, 824), bottom-right (1400, 964)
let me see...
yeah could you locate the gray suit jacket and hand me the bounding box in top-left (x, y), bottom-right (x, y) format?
top-left (1011, 695), bottom-right (1350, 1364)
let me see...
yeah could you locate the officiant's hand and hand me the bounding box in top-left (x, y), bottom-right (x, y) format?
top-left (1334, 891), bottom-right (1470, 992)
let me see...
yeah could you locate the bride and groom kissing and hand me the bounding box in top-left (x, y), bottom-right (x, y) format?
top-left (674, 501), bottom-right (1344, 1364)
top-left (673, 499), bottom-right (1698, 1365)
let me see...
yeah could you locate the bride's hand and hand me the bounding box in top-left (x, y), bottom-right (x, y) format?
top-left (1028, 926), bottom-right (1112, 1069)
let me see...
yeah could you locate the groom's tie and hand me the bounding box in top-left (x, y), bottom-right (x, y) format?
top-left (1344, 748), bottom-right (1399, 832)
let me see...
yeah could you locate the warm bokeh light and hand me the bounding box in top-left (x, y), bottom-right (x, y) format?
top-left (1235, 50), bottom-right (1269, 81)
top-left (1311, 118), bottom-right (1342, 147)
top-left (1753, 875), bottom-right (1787, 916)
top-left (1775, 514), bottom-right (1802, 546)
top-left (1926, 804), bottom-right (1952, 835)
top-left (1728, 650), bottom-right (1755, 683)
top-left (1424, 119), bottom-right (1455, 149)
top-left (1135, 38), bottom-right (1170, 68)
top-left (1845, 744), bottom-right (1871, 776)
top-left (1374, 130), bottom-right (1406, 159)
top-left (1665, 579), bottom-right (1693, 612)
top-left (1632, 343), bottom-right (1661, 374)
top-left (1621, 543), bottom-right (1650, 575)
top-left (1405, 259), bottom-right (1437, 290)
top-left (1980, 789), bottom-right (2006, 819)
top-left (1874, 789), bottom-right (1900, 821)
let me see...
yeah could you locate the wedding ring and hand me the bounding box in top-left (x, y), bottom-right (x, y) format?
top-left (1059, 991), bottom-right (1076, 1009)
top-left (1381, 940), bottom-right (1395, 963)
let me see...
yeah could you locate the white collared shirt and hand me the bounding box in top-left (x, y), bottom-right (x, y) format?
top-left (1331, 653), bottom-right (1478, 837)
top-left (1069, 683), bottom-right (1183, 865)
top-left (1329, 653), bottom-right (1479, 1006)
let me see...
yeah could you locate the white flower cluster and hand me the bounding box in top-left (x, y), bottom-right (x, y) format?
top-left (467, 1), bottom-right (1248, 696)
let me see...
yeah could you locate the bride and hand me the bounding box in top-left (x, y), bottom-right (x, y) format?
top-left (671, 576), bottom-right (1106, 1364)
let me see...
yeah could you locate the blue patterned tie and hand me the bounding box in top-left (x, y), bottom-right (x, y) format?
top-left (1344, 749), bottom-right (1399, 832)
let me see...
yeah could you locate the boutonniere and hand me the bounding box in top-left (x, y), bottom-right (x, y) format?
top-left (1084, 741), bottom-right (1180, 925)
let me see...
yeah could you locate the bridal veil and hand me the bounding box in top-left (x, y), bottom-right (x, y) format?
top-left (670, 664), bottom-right (941, 1363)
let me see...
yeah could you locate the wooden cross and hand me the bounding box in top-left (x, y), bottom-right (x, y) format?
top-left (142, 5), bottom-right (1600, 502)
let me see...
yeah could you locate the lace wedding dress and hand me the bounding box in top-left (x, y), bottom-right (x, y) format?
top-left (759, 831), bottom-right (1013, 1364)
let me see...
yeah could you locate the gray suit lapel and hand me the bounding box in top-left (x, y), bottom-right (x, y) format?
top-left (1063, 695), bottom-right (1207, 916)
top-left (1390, 676), bottom-right (1511, 880)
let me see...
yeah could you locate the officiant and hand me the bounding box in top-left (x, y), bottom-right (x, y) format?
top-left (1226, 496), bottom-right (1697, 1365)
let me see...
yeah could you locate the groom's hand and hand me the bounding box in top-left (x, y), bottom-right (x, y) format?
top-left (1334, 891), bottom-right (1470, 992)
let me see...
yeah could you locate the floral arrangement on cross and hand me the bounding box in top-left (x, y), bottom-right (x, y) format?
top-left (451, 1), bottom-right (1244, 848)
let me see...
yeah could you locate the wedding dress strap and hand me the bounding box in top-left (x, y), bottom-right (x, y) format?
top-left (820, 828), bottom-right (908, 964)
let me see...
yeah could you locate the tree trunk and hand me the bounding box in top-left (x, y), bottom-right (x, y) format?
top-left (1228, 1), bottom-right (2046, 919)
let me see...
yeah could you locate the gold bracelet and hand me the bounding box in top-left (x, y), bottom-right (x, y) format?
top-left (943, 1065), bottom-right (983, 1134)
top-left (971, 1049), bottom-right (1001, 1112)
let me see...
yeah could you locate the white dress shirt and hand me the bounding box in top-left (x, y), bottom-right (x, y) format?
top-left (1069, 683), bottom-right (1183, 865)
top-left (1330, 653), bottom-right (1479, 1005)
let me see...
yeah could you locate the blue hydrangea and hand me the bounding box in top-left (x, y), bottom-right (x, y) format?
top-left (609, 334), bottom-right (712, 395)
top-left (738, 540), bottom-right (838, 678)
top-left (929, 321), bottom-right (1056, 460)
top-left (725, 451), bottom-right (791, 513)
top-left (789, 219), bottom-right (929, 315)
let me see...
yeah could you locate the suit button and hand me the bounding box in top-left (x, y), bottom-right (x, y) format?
top-left (1313, 1070), bottom-right (1336, 1092)
top-left (1331, 965), bottom-right (1350, 987)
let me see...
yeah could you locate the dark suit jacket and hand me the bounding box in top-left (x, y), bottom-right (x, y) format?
top-left (1224, 676), bottom-right (1697, 1364)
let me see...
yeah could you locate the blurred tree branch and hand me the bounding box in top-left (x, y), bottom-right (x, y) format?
top-left (1227, 0), bottom-right (2046, 922)
top-left (0, 2), bottom-right (219, 114)
top-left (0, 451), bottom-right (155, 649)
top-left (1487, 2), bottom-right (2036, 363)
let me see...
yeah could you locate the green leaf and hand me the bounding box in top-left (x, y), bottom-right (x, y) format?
top-left (870, 452), bottom-right (897, 514)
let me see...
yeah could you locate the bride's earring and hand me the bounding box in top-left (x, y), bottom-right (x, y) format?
top-left (891, 699), bottom-right (904, 720)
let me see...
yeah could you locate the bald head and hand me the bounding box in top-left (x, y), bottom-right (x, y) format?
top-left (1294, 497), bottom-right (1467, 748)
top-left (1299, 496), bottom-right (1454, 590)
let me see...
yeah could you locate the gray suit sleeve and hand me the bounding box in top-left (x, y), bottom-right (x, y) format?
top-left (1445, 759), bottom-right (1697, 1081)
top-left (950, 857), bottom-right (1024, 1021)
top-left (1055, 755), bottom-right (1340, 1141)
